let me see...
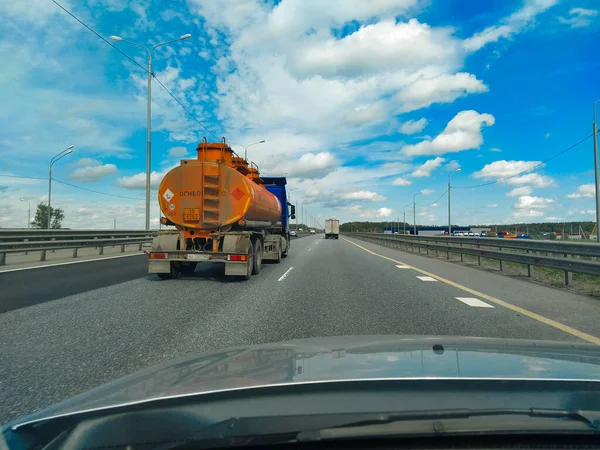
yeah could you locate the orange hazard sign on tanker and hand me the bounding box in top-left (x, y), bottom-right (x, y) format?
top-left (231, 187), bottom-right (245, 201)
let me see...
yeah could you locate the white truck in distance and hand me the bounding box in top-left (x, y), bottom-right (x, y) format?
top-left (325, 218), bottom-right (340, 239)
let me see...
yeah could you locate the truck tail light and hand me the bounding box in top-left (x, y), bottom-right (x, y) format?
top-left (227, 255), bottom-right (248, 262)
top-left (150, 253), bottom-right (167, 259)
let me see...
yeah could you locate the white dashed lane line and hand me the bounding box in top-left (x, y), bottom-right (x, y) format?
top-left (308, 248), bottom-right (312, 252)
top-left (278, 267), bottom-right (294, 282)
top-left (416, 276), bottom-right (437, 282)
top-left (455, 297), bottom-right (495, 308)
top-left (395, 265), bottom-right (411, 269)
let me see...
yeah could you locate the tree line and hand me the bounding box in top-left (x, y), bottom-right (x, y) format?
top-left (340, 220), bottom-right (596, 235)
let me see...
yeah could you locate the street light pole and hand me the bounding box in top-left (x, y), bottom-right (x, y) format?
top-left (448, 168), bottom-right (462, 236)
top-left (48, 145), bottom-right (74, 229)
top-left (593, 100), bottom-right (600, 243)
top-left (240, 140), bottom-right (265, 161)
top-left (20, 198), bottom-right (31, 228)
top-left (413, 192), bottom-right (421, 236)
top-left (403, 205), bottom-right (410, 235)
top-left (111, 33), bottom-right (191, 230)
top-left (114, 212), bottom-right (117, 230)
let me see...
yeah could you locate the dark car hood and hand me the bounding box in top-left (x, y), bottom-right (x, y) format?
top-left (9, 335), bottom-right (600, 428)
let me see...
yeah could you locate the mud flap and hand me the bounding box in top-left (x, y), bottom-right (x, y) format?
top-left (149, 232), bottom-right (179, 273)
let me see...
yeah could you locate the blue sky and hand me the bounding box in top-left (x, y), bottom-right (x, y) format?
top-left (0, 0), bottom-right (599, 229)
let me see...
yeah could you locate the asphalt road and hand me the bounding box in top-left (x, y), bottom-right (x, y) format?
top-left (1, 233), bottom-right (600, 424)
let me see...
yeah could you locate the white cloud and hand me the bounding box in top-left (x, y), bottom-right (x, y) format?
top-left (398, 118), bottom-right (428, 135)
top-left (559, 7), bottom-right (598, 28)
top-left (545, 132), bottom-right (551, 138)
top-left (490, 147), bottom-right (502, 152)
top-left (344, 102), bottom-right (388, 126)
top-left (514, 195), bottom-right (554, 209)
top-left (168, 146), bottom-right (190, 158)
top-left (507, 186), bottom-right (532, 197)
top-left (420, 188), bottom-right (434, 195)
top-left (474, 160), bottom-right (540, 178)
top-left (116, 171), bottom-right (165, 190)
top-left (444, 160), bottom-right (461, 171)
top-left (463, 0), bottom-right (559, 52)
top-left (402, 110), bottom-right (495, 156)
top-left (287, 19), bottom-right (458, 80)
top-left (488, 204), bottom-right (498, 208)
top-left (512, 195), bottom-right (555, 219)
top-left (392, 177), bottom-right (412, 186)
top-left (505, 173), bottom-right (555, 187)
top-left (342, 190), bottom-right (385, 201)
top-left (430, 202), bottom-right (439, 208)
top-left (69, 159), bottom-right (118, 182)
top-left (567, 184), bottom-right (595, 198)
top-left (376, 207), bottom-right (393, 218)
top-left (396, 73), bottom-right (488, 112)
top-left (412, 157), bottom-right (445, 177)
top-left (266, 152), bottom-right (337, 179)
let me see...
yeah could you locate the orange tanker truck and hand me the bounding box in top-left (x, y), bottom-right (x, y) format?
top-left (148, 138), bottom-right (295, 280)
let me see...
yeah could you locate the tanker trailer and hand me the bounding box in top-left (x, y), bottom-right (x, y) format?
top-left (148, 138), bottom-right (295, 280)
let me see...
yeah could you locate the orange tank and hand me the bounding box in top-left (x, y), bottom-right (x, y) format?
top-left (158, 140), bottom-right (281, 232)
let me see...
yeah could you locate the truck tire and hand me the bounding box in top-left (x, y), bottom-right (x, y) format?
top-left (157, 262), bottom-right (180, 280)
top-left (180, 262), bottom-right (197, 274)
top-left (252, 239), bottom-right (262, 275)
top-left (282, 238), bottom-right (289, 258)
top-left (275, 244), bottom-right (282, 263)
top-left (242, 242), bottom-right (253, 280)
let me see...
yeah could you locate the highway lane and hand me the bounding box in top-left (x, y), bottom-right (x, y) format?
top-left (1, 234), bottom-right (599, 424)
top-left (0, 254), bottom-right (148, 313)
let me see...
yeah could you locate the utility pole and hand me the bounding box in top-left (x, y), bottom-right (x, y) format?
top-left (448, 168), bottom-right (461, 235)
top-left (594, 100), bottom-right (600, 242)
top-left (111, 34), bottom-right (191, 230)
top-left (48, 145), bottom-right (74, 229)
top-left (413, 192), bottom-right (421, 235)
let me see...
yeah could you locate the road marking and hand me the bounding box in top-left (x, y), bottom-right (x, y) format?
top-left (278, 267), bottom-right (294, 281)
top-left (456, 297), bottom-right (495, 308)
top-left (396, 265), bottom-right (410, 269)
top-left (0, 252), bottom-right (145, 274)
top-left (308, 248), bottom-right (312, 251)
top-left (342, 237), bottom-right (600, 345)
top-left (417, 276), bottom-right (437, 282)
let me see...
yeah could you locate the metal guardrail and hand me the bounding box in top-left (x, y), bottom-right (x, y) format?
top-left (0, 230), bottom-right (153, 266)
top-left (0, 229), bottom-right (151, 243)
top-left (347, 233), bottom-right (600, 285)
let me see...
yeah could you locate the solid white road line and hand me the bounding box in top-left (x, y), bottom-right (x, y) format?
top-left (455, 297), bottom-right (495, 308)
top-left (395, 265), bottom-right (410, 269)
top-left (0, 252), bottom-right (145, 274)
top-left (416, 276), bottom-right (437, 281)
top-left (278, 267), bottom-right (294, 281)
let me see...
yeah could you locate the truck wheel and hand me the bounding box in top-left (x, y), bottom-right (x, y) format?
top-left (252, 239), bottom-right (262, 275)
top-left (180, 262), bottom-right (197, 274)
top-left (242, 242), bottom-right (253, 280)
top-left (157, 262), bottom-right (180, 280)
top-left (282, 238), bottom-right (289, 258)
top-left (275, 245), bottom-right (282, 263)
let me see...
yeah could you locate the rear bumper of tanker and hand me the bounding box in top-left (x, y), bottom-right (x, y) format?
top-left (148, 250), bottom-right (250, 275)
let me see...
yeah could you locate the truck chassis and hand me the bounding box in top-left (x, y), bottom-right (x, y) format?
top-left (148, 229), bottom-right (289, 280)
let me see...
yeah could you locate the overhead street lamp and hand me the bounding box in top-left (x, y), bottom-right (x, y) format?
top-left (48, 145), bottom-right (74, 229)
top-left (238, 140), bottom-right (265, 161)
top-left (20, 198), bottom-right (31, 229)
top-left (111, 33), bottom-right (192, 230)
top-left (593, 100), bottom-right (600, 243)
top-left (413, 192), bottom-right (422, 236)
top-left (402, 204), bottom-right (411, 235)
top-left (448, 168), bottom-right (462, 236)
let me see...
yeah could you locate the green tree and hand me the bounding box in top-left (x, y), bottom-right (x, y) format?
top-left (31, 203), bottom-right (65, 229)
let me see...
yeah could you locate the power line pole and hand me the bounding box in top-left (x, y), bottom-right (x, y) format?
top-left (594, 100), bottom-right (600, 242)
